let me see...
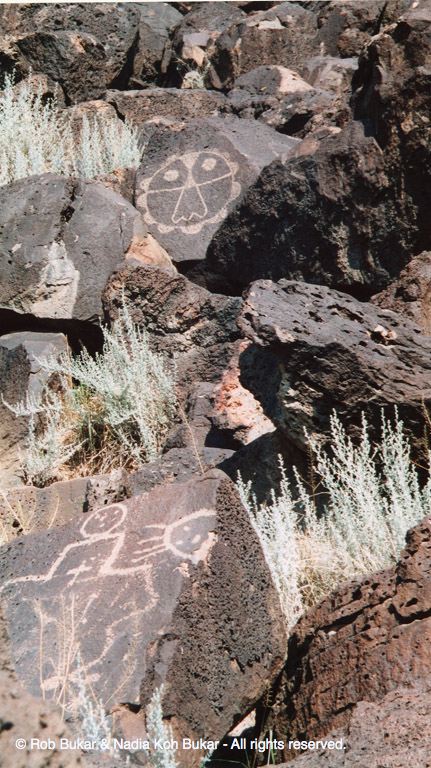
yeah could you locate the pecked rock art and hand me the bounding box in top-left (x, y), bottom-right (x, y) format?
top-left (0, 474), bottom-right (286, 753)
top-left (141, 150), bottom-right (241, 235)
top-left (135, 116), bottom-right (299, 264)
top-left (0, 497), bottom-right (217, 713)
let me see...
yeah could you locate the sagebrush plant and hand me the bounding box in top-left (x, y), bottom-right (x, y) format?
top-left (146, 686), bottom-right (178, 768)
top-left (3, 300), bottom-right (177, 485)
top-left (238, 411), bottom-right (431, 630)
top-left (0, 72), bottom-right (140, 185)
top-left (74, 653), bottom-right (112, 752)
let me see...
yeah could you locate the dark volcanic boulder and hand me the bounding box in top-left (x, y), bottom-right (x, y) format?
top-left (106, 86), bottom-right (227, 126)
top-left (0, 3), bottom-right (141, 101)
top-left (15, 30), bottom-right (106, 103)
top-left (271, 515), bottom-right (431, 763)
top-left (0, 174), bottom-right (169, 323)
top-left (206, 122), bottom-right (417, 296)
top-left (135, 116), bottom-right (298, 265)
top-left (0, 473), bottom-right (286, 768)
top-left (352, 1), bottom-right (431, 255)
top-left (237, 279), bottom-right (431, 460)
top-left (104, 263), bottom-right (242, 389)
top-left (0, 332), bottom-right (68, 488)
top-left (211, 3), bottom-right (318, 90)
top-left (132, 2), bottom-right (182, 87)
top-left (167, 1), bottom-right (245, 86)
top-left (372, 251), bottom-right (431, 332)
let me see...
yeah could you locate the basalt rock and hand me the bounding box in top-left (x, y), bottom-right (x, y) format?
top-left (0, 473), bottom-right (286, 768)
top-left (372, 251), bottom-right (431, 333)
top-left (0, 3), bottom-right (141, 101)
top-left (281, 685), bottom-right (431, 766)
top-left (131, 2), bottom-right (182, 87)
top-left (166, 1), bottom-right (245, 87)
top-left (210, 3), bottom-right (318, 90)
top-left (237, 279), bottom-right (431, 462)
top-left (206, 122), bottom-right (417, 296)
top-left (134, 116), bottom-right (298, 266)
top-left (271, 514), bottom-right (431, 764)
top-left (352, 1), bottom-right (431, 255)
top-left (0, 174), bottom-right (171, 324)
top-left (106, 86), bottom-right (227, 126)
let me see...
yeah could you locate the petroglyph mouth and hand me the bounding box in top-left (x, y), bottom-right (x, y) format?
top-left (138, 150), bottom-right (241, 235)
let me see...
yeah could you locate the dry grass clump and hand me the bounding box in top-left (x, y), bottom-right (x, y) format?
top-left (238, 411), bottom-right (431, 630)
top-left (3, 300), bottom-right (177, 486)
top-left (0, 72), bottom-right (141, 186)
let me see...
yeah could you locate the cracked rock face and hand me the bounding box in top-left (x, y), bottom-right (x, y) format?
top-left (237, 279), bottom-right (431, 462)
top-left (0, 174), bottom-right (166, 323)
top-left (271, 515), bottom-right (431, 763)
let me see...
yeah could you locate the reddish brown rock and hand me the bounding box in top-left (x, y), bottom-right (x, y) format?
top-left (271, 515), bottom-right (431, 762)
top-left (372, 251), bottom-right (431, 332)
top-left (278, 685), bottom-right (431, 766)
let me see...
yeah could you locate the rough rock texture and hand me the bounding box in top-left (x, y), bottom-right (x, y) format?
top-left (0, 174), bottom-right (170, 323)
top-left (238, 279), bottom-right (431, 461)
top-left (132, 2), bottom-right (182, 87)
top-left (206, 122), bottom-right (417, 296)
top-left (135, 116), bottom-right (298, 265)
top-left (104, 263), bottom-right (274, 452)
top-left (315, 0), bottom-right (410, 57)
top-left (106, 86), bottom-right (226, 126)
top-left (271, 515), bottom-right (431, 763)
top-left (104, 263), bottom-right (242, 388)
top-left (167, 1), bottom-right (245, 87)
top-left (352, 0), bottom-right (431, 255)
top-left (282, 685), bottom-right (431, 767)
top-left (0, 3), bottom-right (141, 102)
top-left (372, 251), bottom-right (431, 332)
top-left (210, 3), bottom-right (319, 90)
top-left (303, 55), bottom-right (358, 94)
top-left (0, 332), bottom-right (68, 488)
top-left (0, 601), bottom-right (81, 768)
top-left (0, 473), bottom-right (286, 768)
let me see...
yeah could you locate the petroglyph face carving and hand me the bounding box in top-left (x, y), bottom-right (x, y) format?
top-left (139, 150), bottom-right (241, 235)
top-left (2, 502), bottom-right (219, 706)
top-left (80, 504), bottom-right (127, 537)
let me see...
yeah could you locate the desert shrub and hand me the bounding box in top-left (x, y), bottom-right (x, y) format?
top-left (146, 687), bottom-right (178, 768)
top-left (238, 411), bottom-right (431, 630)
top-left (0, 72), bottom-right (140, 186)
top-left (3, 301), bottom-right (177, 485)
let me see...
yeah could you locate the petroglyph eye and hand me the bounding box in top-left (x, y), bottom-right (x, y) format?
top-left (141, 151), bottom-right (240, 235)
top-left (163, 169), bottom-right (180, 182)
top-left (162, 509), bottom-right (217, 563)
top-left (80, 504), bottom-right (127, 538)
